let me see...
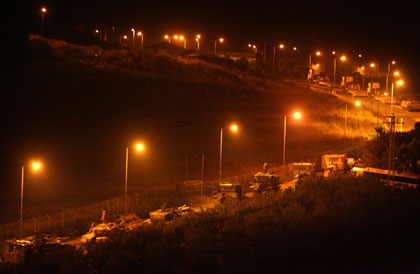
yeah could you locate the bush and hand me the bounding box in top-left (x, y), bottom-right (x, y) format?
top-left (6, 176), bottom-right (420, 273)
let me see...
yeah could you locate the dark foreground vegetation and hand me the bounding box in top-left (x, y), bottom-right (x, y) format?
top-left (3, 176), bottom-right (420, 273)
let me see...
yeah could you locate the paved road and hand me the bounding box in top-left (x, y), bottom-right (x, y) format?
top-left (294, 81), bottom-right (420, 132)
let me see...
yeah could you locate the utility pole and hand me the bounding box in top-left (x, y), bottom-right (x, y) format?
top-left (263, 42), bottom-right (267, 75)
top-left (272, 46), bottom-right (276, 76)
top-left (383, 114), bottom-right (403, 183)
top-left (185, 155), bottom-right (189, 181)
top-left (201, 153), bottom-right (204, 182)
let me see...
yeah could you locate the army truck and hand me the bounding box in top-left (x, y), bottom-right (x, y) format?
top-left (249, 163), bottom-right (279, 192)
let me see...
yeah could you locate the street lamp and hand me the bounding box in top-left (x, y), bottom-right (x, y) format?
top-left (219, 123), bottom-right (238, 182)
top-left (344, 101), bottom-right (362, 154)
top-left (333, 55), bottom-right (346, 93)
top-left (164, 34), bottom-right (171, 44)
top-left (137, 31), bottom-right (144, 50)
top-left (391, 80), bottom-right (403, 114)
top-left (41, 7), bottom-right (47, 36)
top-left (196, 34), bottom-right (201, 51)
top-left (124, 142), bottom-right (145, 218)
top-left (120, 35), bottom-right (128, 45)
top-left (179, 35), bottom-right (186, 49)
top-left (308, 51), bottom-right (321, 85)
top-left (20, 161), bottom-right (42, 238)
top-left (214, 38), bottom-right (224, 55)
top-left (273, 43), bottom-right (285, 75)
top-left (386, 60), bottom-right (396, 94)
top-left (283, 112), bottom-right (302, 166)
top-left (131, 29), bottom-right (136, 48)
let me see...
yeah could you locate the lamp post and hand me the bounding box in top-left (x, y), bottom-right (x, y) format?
top-left (333, 55), bottom-right (346, 94)
top-left (308, 51), bottom-right (321, 85)
top-left (131, 29), bottom-right (135, 48)
top-left (137, 32), bottom-right (143, 49)
top-left (214, 38), bottom-right (224, 55)
top-left (120, 35), bottom-right (128, 45)
top-left (196, 34), bottom-right (201, 51)
top-left (391, 80), bottom-right (403, 114)
top-left (164, 35), bottom-right (171, 44)
top-left (344, 103), bottom-right (348, 154)
top-left (272, 44), bottom-right (285, 75)
top-left (179, 35), bottom-right (186, 49)
top-left (283, 112), bottom-right (301, 166)
top-left (386, 60), bottom-right (396, 94)
top-left (20, 161), bottom-right (42, 238)
top-left (41, 7), bottom-right (47, 36)
top-left (124, 143), bottom-right (145, 218)
top-left (219, 124), bottom-right (238, 182)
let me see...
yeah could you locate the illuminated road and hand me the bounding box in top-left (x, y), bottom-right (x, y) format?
top-left (335, 92), bottom-right (420, 132)
top-left (299, 81), bottom-right (420, 132)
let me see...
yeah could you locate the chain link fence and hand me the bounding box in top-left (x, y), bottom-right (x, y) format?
top-left (0, 166), bottom-right (289, 242)
top-left (0, 184), bottom-right (178, 241)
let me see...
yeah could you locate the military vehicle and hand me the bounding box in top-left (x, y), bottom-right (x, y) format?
top-left (249, 163), bottom-right (279, 192)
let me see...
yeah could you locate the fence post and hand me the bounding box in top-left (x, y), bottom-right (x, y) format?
top-left (73, 210), bottom-right (76, 227)
top-left (85, 206), bottom-right (89, 225)
top-left (135, 193), bottom-right (139, 206)
top-left (4, 224), bottom-right (9, 240)
top-left (117, 198), bottom-right (120, 216)
top-left (46, 215), bottom-right (51, 231)
top-left (60, 212), bottom-right (65, 231)
top-left (127, 196), bottom-right (130, 214)
top-left (33, 217), bottom-right (38, 233)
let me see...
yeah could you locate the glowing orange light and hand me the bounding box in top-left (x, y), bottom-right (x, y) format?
top-left (174, 35), bottom-right (178, 39)
top-left (394, 71), bottom-right (399, 76)
top-left (316, 51), bottom-right (321, 56)
top-left (196, 34), bottom-right (201, 39)
top-left (340, 56), bottom-right (346, 61)
top-left (293, 112), bottom-right (302, 120)
top-left (123, 35), bottom-right (127, 39)
top-left (279, 44), bottom-right (284, 49)
top-left (179, 35), bottom-right (184, 40)
top-left (41, 7), bottom-right (47, 13)
top-left (137, 32), bottom-right (142, 36)
top-left (164, 35), bottom-right (169, 39)
top-left (32, 162), bottom-right (41, 170)
top-left (230, 124), bottom-right (238, 132)
top-left (95, 29), bottom-right (99, 33)
top-left (219, 38), bottom-right (224, 43)
top-left (248, 44), bottom-right (252, 47)
top-left (136, 143), bottom-right (145, 151)
top-left (370, 63), bottom-right (375, 68)
top-left (396, 80), bottom-right (403, 86)
top-left (355, 101), bottom-right (361, 107)
top-left (293, 47), bottom-right (297, 51)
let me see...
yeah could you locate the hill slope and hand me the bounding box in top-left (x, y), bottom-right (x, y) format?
top-left (1, 35), bottom-right (375, 223)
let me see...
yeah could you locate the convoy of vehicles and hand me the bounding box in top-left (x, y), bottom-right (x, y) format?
top-left (351, 167), bottom-right (420, 188)
top-left (401, 100), bottom-right (420, 112)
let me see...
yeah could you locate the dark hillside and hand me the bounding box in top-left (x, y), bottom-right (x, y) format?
top-left (1, 35), bottom-right (375, 223)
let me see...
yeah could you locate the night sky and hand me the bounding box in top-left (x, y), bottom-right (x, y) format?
top-left (3, 0), bottom-right (419, 219)
top-left (17, 1), bottom-right (420, 52)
